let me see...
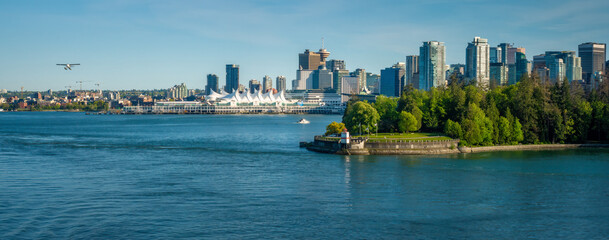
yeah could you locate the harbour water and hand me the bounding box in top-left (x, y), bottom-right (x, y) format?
top-left (2, 112), bottom-right (609, 239)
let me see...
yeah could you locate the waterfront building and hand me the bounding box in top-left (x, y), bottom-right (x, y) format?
top-left (405, 55), bottom-right (419, 87)
top-left (299, 48), bottom-right (330, 71)
top-left (299, 49), bottom-right (322, 71)
top-left (326, 59), bottom-right (346, 71)
top-left (225, 64), bottom-right (239, 93)
top-left (466, 37), bottom-right (490, 89)
top-left (578, 42), bottom-right (606, 84)
top-left (312, 65), bottom-right (334, 90)
top-left (490, 47), bottom-right (502, 63)
top-left (205, 74), bottom-right (219, 95)
top-left (340, 76), bottom-right (360, 102)
top-left (262, 75), bottom-right (272, 93)
top-left (490, 63), bottom-right (508, 86)
top-left (545, 51), bottom-right (582, 84)
top-left (167, 83), bottom-right (188, 100)
top-left (276, 76), bottom-right (286, 92)
top-left (419, 41), bottom-right (446, 91)
top-left (380, 64), bottom-right (405, 97)
top-left (332, 69), bottom-right (350, 94)
top-left (293, 69), bottom-right (313, 90)
top-left (249, 79), bottom-right (261, 94)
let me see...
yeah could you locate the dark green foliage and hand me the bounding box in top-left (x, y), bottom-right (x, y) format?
top-left (398, 111), bottom-right (418, 133)
top-left (373, 95), bottom-right (399, 133)
top-left (343, 101), bottom-right (379, 135)
top-left (444, 119), bottom-right (462, 139)
top-left (341, 74), bottom-right (609, 146)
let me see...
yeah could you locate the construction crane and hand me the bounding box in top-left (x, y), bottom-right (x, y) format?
top-left (75, 81), bottom-right (91, 91)
top-left (95, 83), bottom-right (102, 95)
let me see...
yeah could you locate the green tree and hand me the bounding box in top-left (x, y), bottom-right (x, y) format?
top-left (444, 119), bottom-right (462, 139)
top-left (373, 95), bottom-right (398, 132)
top-left (343, 101), bottom-right (380, 135)
top-left (411, 105), bottom-right (423, 130)
top-left (325, 121), bottom-right (346, 136)
top-left (512, 117), bottom-right (524, 144)
top-left (398, 111), bottom-right (418, 133)
top-left (461, 103), bottom-right (494, 146)
top-left (497, 116), bottom-right (511, 145)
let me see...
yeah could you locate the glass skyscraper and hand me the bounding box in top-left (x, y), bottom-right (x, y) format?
top-left (225, 64), bottom-right (239, 93)
top-left (578, 42), bottom-right (606, 84)
top-left (466, 37), bottom-right (490, 89)
top-left (419, 41), bottom-right (446, 91)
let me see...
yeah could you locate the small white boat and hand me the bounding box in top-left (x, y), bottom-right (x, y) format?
top-left (298, 118), bottom-right (310, 124)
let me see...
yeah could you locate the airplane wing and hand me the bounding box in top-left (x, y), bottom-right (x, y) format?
top-left (57, 64), bottom-right (67, 66)
top-left (70, 64), bottom-right (80, 65)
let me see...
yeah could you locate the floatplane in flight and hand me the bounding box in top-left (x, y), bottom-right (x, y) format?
top-left (56, 63), bottom-right (80, 70)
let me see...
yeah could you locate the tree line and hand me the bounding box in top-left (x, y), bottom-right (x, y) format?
top-left (339, 74), bottom-right (609, 146)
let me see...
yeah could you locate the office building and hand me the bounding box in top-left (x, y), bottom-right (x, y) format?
top-left (545, 51), bottom-right (582, 84)
top-left (299, 48), bottom-right (330, 71)
top-left (249, 79), bottom-right (260, 94)
top-left (405, 55), bottom-right (419, 87)
top-left (225, 64), bottom-right (239, 93)
top-left (466, 37), bottom-right (490, 88)
top-left (490, 63), bottom-right (507, 86)
top-left (419, 41), bottom-right (446, 91)
top-left (490, 47), bottom-right (502, 63)
top-left (380, 64), bottom-right (405, 97)
top-left (351, 68), bottom-right (366, 92)
top-left (332, 69), bottom-right (350, 94)
top-left (276, 76), bottom-right (286, 92)
top-left (326, 59), bottom-right (346, 71)
top-left (293, 70), bottom-right (313, 90)
top-left (578, 42), bottom-right (606, 83)
top-left (533, 54), bottom-right (546, 70)
top-left (341, 76), bottom-right (360, 102)
top-left (312, 65), bottom-right (334, 90)
top-left (536, 67), bottom-right (550, 84)
top-left (205, 74), bottom-right (219, 95)
top-left (498, 43), bottom-right (517, 64)
top-left (299, 49), bottom-right (322, 70)
top-left (366, 72), bottom-right (380, 93)
top-left (262, 75), bottom-right (272, 92)
top-left (513, 51), bottom-right (530, 84)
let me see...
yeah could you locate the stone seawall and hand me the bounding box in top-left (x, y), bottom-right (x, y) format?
top-left (307, 137), bottom-right (461, 155)
top-left (307, 137), bottom-right (609, 155)
top-left (459, 144), bottom-right (609, 153)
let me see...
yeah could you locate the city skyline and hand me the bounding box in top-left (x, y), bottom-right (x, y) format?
top-left (1, 0), bottom-right (609, 91)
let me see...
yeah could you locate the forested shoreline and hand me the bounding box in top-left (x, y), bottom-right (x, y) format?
top-left (341, 74), bottom-right (609, 146)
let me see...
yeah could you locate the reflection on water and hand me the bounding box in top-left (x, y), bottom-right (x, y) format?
top-left (1, 112), bottom-right (609, 239)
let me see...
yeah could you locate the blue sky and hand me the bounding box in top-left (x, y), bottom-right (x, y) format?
top-left (1, 0), bottom-right (608, 91)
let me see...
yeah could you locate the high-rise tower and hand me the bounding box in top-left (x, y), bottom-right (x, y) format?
top-left (225, 64), bottom-right (239, 93)
top-left (578, 42), bottom-right (606, 84)
top-left (466, 37), bottom-right (490, 88)
top-left (419, 41), bottom-right (446, 91)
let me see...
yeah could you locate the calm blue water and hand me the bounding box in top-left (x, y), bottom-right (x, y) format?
top-left (2, 112), bottom-right (609, 239)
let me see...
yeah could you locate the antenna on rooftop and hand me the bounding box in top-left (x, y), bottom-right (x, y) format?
top-left (322, 37), bottom-right (325, 49)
